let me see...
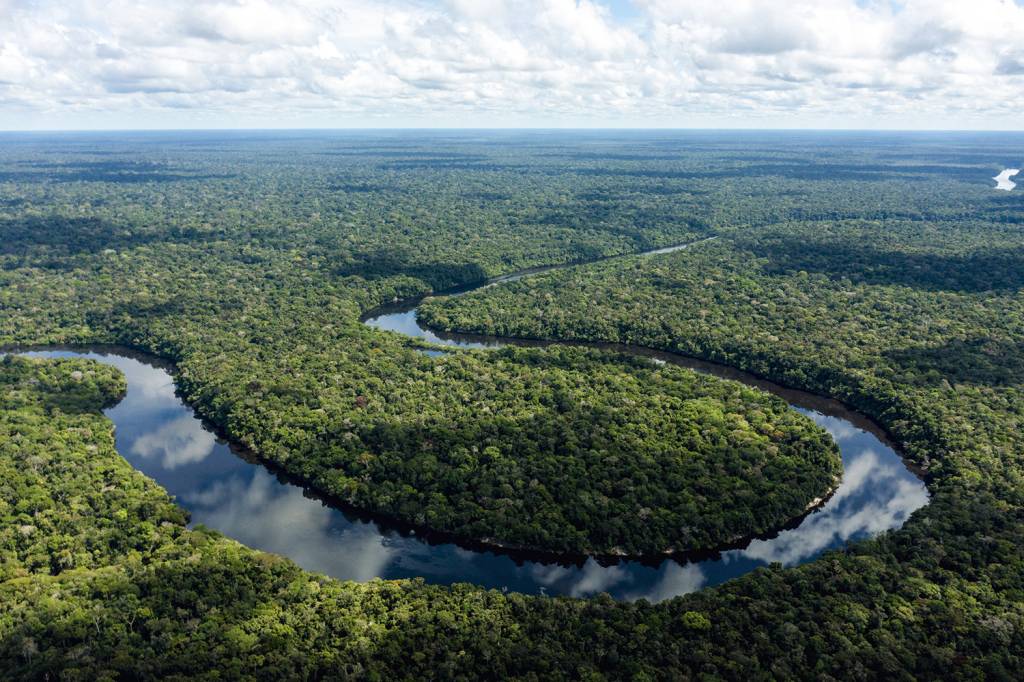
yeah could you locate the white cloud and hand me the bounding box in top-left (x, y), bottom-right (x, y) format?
top-left (185, 469), bottom-right (396, 581)
top-left (0, 0), bottom-right (1022, 128)
top-left (631, 562), bottom-right (706, 603)
top-left (130, 414), bottom-right (217, 469)
top-left (181, 1), bottom-right (319, 45)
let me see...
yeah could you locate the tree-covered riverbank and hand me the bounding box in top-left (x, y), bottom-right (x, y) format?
top-left (3, 131), bottom-right (1023, 678)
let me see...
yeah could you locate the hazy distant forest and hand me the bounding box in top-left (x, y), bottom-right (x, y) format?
top-left (2, 130), bottom-right (1023, 679)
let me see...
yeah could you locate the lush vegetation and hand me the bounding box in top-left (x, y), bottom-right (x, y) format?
top-left (2, 131), bottom-right (1024, 678)
top-left (0, 356), bottom-right (711, 680)
top-left (3, 356), bottom-right (1020, 681)
top-left (0, 356), bottom-right (185, 580)
top-left (0, 134), bottom-right (839, 556)
top-left (420, 222), bottom-right (1024, 482)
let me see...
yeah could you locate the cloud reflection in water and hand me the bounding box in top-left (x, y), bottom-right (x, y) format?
top-left (632, 563), bottom-right (708, 603)
top-left (131, 414), bottom-right (216, 469)
top-left (186, 469), bottom-right (397, 582)
top-left (739, 450), bottom-right (927, 567)
top-left (531, 559), bottom-right (633, 598)
top-left (21, 350), bottom-right (928, 603)
top-left (629, 410), bottom-right (929, 603)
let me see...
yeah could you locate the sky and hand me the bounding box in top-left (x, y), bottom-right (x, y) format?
top-left (0, 0), bottom-right (1022, 130)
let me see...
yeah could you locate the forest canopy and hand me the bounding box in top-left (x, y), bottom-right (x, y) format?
top-left (2, 131), bottom-right (1024, 679)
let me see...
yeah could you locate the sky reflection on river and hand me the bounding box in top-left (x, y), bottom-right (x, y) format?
top-left (25, 348), bottom-right (927, 602)
top-left (994, 168), bottom-right (1019, 191)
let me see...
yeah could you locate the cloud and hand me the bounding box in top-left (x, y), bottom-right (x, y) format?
top-left (130, 414), bottom-right (217, 469)
top-left (180, 1), bottom-right (319, 45)
top-left (0, 0), bottom-right (1022, 128)
top-left (185, 469), bottom-right (396, 581)
top-left (632, 562), bottom-right (706, 603)
top-left (738, 448), bottom-right (929, 567)
top-left (996, 53), bottom-right (1024, 75)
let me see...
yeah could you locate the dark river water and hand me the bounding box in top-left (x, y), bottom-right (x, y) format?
top-left (18, 241), bottom-right (928, 601)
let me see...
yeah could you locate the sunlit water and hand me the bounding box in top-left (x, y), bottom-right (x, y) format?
top-left (22, 322), bottom-right (926, 601)
top-left (9, 232), bottom-right (928, 602)
top-left (994, 168), bottom-right (1020, 191)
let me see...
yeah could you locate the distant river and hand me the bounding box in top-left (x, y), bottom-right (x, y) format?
top-left (14, 240), bottom-right (928, 602)
top-left (994, 168), bottom-right (1020, 191)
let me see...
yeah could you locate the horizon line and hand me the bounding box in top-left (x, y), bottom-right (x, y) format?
top-left (3, 126), bottom-right (1024, 134)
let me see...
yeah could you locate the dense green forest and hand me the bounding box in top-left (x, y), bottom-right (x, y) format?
top-left (0, 133), bottom-right (841, 556)
top-left (2, 131), bottom-right (1024, 678)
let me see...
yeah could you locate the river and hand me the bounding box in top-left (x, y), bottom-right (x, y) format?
top-left (994, 168), bottom-right (1020, 191)
top-left (16, 240), bottom-right (928, 602)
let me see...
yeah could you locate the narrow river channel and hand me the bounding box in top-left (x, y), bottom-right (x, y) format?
top-left (18, 240), bottom-right (928, 602)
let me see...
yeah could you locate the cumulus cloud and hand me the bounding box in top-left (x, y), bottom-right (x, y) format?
top-left (632, 562), bottom-right (706, 603)
top-left (0, 0), bottom-right (1022, 128)
top-left (130, 414), bottom-right (217, 469)
top-left (186, 469), bottom-right (396, 581)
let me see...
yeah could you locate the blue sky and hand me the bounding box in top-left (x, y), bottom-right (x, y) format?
top-left (603, 0), bottom-right (642, 21)
top-left (1, 0), bottom-right (1022, 130)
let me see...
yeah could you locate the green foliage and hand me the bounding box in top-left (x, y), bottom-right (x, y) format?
top-left (3, 132), bottom-right (1024, 678)
top-left (0, 139), bottom-right (838, 556)
top-left (416, 138), bottom-right (1024, 676)
top-left (188, 341), bottom-right (841, 556)
top-left (0, 356), bottom-right (186, 580)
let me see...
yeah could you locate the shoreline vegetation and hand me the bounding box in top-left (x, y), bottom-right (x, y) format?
top-left (351, 234), bottom-right (844, 558)
top-left (5, 341), bottom-right (854, 570)
top-left (5, 327), bottom-right (846, 559)
top-left (3, 131), bottom-right (1023, 679)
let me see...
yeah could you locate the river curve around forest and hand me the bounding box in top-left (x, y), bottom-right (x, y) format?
top-left (15, 239), bottom-right (929, 601)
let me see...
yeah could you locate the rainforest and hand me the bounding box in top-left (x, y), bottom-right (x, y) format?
top-left (2, 130), bottom-right (1023, 679)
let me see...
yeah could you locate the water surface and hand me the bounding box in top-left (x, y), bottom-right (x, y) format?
top-left (21, 311), bottom-right (926, 601)
top-left (11, 234), bottom-right (929, 602)
top-left (994, 168), bottom-right (1019, 190)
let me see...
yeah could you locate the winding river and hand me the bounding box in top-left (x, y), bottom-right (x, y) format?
top-left (18, 240), bottom-right (928, 602)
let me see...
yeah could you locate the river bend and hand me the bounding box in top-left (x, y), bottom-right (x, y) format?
top-left (19, 239), bottom-right (928, 601)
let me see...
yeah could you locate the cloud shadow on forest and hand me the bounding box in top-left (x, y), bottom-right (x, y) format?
top-left (884, 338), bottom-right (1024, 388)
top-left (334, 250), bottom-right (490, 291)
top-left (1, 160), bottom-right (233, 184)
top-left (750, 237), bottom-right (1024, 292)
top-left (0, 216), bottom-right (209, 263)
